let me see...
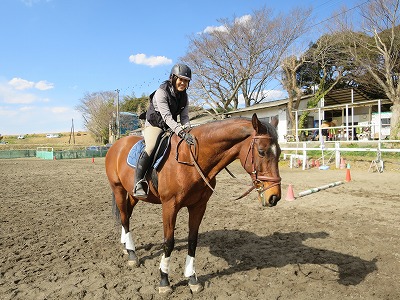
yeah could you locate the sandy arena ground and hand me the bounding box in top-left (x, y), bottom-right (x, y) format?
top-left (1, 157), bottom-right (399, 300)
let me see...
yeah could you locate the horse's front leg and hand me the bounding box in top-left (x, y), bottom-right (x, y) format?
top-left (158, 203), bottom-right (178, 295)
top-left (185, 203), bottom-right (207, 293)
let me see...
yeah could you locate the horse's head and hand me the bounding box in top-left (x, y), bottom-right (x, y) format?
top-left (240, 114), bottom-right (282, 207)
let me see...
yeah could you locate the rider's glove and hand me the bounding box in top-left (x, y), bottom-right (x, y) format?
top-left (178, 130), bottom-right (195, 145)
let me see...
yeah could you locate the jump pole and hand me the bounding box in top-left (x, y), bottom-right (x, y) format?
top-left (297, 181), bottom-right (344, 198)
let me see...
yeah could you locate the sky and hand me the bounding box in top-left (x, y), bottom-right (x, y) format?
top-left (0, 0), bottom-right (363, 135)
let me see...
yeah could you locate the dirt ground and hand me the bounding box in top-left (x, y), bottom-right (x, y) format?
top-left (1, 157), bottom-right (399, 300)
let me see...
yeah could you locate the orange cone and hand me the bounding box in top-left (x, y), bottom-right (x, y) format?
top-left (92, 157), bottom-right (95, 163)
top-left (345, 168), bottom-right (351, 182)
top-left (285, 184), bottom-right (295, 201)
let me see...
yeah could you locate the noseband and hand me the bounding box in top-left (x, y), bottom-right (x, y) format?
top-left (235, 135), bottom-right (281, 200)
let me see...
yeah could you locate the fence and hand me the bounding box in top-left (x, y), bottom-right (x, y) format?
top-left (36, 147), bottom-right (54, 159)
top-left (281, 140), bottom-right (400, 170)
top-left (0, 149), bottom-right (36, 159)
top-left (0, 148), bottom-right (108, 160)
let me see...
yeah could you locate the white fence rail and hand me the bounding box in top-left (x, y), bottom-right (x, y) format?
top-left (280, 141), bottom-right (400, 170)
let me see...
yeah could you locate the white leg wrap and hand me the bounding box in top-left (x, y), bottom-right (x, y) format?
top-left (160, 254), bottom-right (170, 274)
top-left (120, 227), bottom-right (126, 243)
top-left (184, 255), bottom-right (195, 277)
top-left (125, 231), bottom-right (135, 251)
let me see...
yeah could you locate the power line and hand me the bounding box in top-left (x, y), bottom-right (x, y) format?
top-left (308, 0), bottom-right (371, 31)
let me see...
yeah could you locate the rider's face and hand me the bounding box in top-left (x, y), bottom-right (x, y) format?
top-left (175, 77), bottom-right (189, 92)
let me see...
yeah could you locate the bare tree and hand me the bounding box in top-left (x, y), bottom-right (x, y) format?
top-left (182, 7), bottom-right (312, 114)
top-left (339, 0), bottom-right (400, 139)
top-left (76, 91), bottom-right (116, 143)
top-left (280, 54), bottom-right (307, 134)
top-left (293, 33), bottom-right (354, 129)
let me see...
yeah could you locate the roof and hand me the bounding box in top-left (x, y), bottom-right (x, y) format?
top-left (224, 98), bottom-right (289, 116)
top-left (224, 95), bottom-right (313, 116)
top-left (323, 88), bottom-right (374, 106)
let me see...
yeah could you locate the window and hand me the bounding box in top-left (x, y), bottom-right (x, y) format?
top-left (381, 118), bottom-right (391, 126)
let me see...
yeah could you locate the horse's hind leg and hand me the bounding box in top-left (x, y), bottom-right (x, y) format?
top-left (114, 186), bottom-right (139, 267)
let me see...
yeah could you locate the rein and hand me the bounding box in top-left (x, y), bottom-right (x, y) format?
top-left (188, 142), bottom-right (219, 195)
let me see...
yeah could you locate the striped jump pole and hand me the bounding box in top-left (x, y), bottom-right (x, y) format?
top-left (298, 181), bottom-right (344, 198)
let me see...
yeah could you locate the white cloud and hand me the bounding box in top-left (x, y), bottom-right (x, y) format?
top-left (235, 15), bottom-right (252, 25)
top-left (202, 14), bottom-right (252, 34)
top-left (1, 78), bottom-right (54, 105)
top-left (8, 77), bottom-right (54, 91)
top-left (0, 104), bottom-right (84, 135)
top-left (0, 78), bottom-right (82, 135)
top-left (129, 53), bottom-right (172, 67)
top-left (0, 82), bottom-right (37, 104)
top-left (203, 25), bottom-right (228, 34)
top-left (35, 80), bottom-right (54, 90)
top-left (8, 78), bottom-right (35, 90)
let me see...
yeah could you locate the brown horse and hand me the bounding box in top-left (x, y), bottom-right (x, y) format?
top-left (105, 113), bottom-right (282, 294)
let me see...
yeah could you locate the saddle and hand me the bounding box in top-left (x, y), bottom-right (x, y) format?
top-left (127, 131), bottom-right (172, 170)
top-left (127, 131), bottom-right (192, 193)
top-left (127, 130), bottom-right (214, 195)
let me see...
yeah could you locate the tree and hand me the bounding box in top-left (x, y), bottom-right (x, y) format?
top-left (337, 0), bottom-right (400, 139)
top-left (181, 7), bottom-right (312, 114)
top-left (294, 33), bottom-right (355, 128)
top-left (120, 93), bottom-right (149, 118)
top-left (280, 54), bottom-right (307, 134)
top-left (76, 91), bottom-right (116, 143)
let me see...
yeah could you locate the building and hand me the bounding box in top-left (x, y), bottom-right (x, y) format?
top-left (224, 88), bottom-right (392, 142)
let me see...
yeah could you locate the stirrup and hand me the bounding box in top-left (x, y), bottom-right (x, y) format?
top-left (133, 179), bottom-right (148, 198)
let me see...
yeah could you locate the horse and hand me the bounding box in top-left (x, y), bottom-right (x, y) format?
top-left (105, 113), bottom-right (282, 295)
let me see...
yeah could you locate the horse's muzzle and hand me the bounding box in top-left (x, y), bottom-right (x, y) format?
top-left (258, 191), bottom-right (281, 207)
top-left (256, 179), bottom-right (281, 207)
top-left (268, 195), bottom-right (281, 207)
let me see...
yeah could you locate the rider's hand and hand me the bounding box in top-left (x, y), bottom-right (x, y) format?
top-left (178, 130), bottom-right (195, 145)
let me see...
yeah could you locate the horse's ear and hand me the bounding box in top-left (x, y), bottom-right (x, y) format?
top-left (252, 113), bottom-right (261, 132)
top-left (270, 116), bottom-right (279, 129)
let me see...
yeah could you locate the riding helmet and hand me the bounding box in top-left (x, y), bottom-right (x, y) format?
top-left (170, 64), bottom-right (191, 81)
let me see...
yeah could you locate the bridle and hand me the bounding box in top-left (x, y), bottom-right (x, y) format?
top-left (185, 133), bottom-right (281, 201)
top-left (234, 134), bottom-right (281, 201)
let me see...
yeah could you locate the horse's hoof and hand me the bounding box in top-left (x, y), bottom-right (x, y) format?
top-left (122, 249), bottom-right (128, 255)
top-left (127, 258), bottom-right (139, 267)
top-left (158, 285), bottom-right (173, 295)
top-left (189, 283), bottom-right (203, 294)
top-left (127, 250), bottom-right (139, 267)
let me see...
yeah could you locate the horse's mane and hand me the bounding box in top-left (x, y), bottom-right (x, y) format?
top-left (193, 116), bottom-right (278, 140)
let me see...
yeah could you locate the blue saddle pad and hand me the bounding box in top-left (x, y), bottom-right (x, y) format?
top-left (127, 138), bottom-right (170, 170)
top-left (127, 140), bottom-right (145, 168)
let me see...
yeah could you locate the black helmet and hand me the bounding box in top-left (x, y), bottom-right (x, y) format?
top-left (170, 63), bottom-right (191, 80)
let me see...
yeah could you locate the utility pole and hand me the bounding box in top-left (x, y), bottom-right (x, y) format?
top-left (115, 89), bottom-right (120, 139)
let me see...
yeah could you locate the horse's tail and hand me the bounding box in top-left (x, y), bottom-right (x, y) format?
top-left (111, 192), bottom-right (121, 224)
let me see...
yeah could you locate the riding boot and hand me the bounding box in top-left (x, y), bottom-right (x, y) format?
top-left (133, 151), bottom-right (152, 198)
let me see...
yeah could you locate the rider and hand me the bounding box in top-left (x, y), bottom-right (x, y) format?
top-left (133, 63), bottom-right (195, 198)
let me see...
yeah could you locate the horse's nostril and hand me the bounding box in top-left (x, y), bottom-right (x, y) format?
top-left (269, 195), bottom-right (280, 206)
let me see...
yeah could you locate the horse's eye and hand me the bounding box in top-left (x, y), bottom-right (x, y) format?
top-left (258, 149), bottom-right (266, 157)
